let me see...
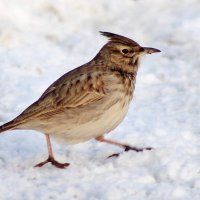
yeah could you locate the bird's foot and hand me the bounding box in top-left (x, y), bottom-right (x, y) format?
top-left (34, 156), bottom-right (70, 169)
top-left (107, 145), bottom-right (153, 158)
top-left (124, 145), bottom-right (153, 152)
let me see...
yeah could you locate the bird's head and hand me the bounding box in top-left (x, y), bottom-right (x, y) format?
top-left (98, 31), bottom-right (160, 68)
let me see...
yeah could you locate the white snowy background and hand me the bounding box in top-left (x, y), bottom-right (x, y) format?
top-left (0, 0), bottom-right (200, 199)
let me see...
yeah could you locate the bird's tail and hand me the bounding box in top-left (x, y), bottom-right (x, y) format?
top-left (0, 120), bottom-right (20, 134)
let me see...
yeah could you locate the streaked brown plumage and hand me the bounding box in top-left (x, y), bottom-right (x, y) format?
top-left (0, 32), bottom-right (160, 168)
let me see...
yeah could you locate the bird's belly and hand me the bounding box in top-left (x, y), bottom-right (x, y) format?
top-left (52, 98), bottom-right (130, 144)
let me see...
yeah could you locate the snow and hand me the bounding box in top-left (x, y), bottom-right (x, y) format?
top-left (0, 0), bottom-right (200, 199)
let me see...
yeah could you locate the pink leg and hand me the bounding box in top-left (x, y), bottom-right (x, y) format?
top-left (34, 134), bottom-right (70, 169)
top-left (96, 136), bottom-right (153, 158)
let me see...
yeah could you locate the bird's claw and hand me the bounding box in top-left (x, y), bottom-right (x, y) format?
top-left (107, 145), bottom-right (153, 158)
top-left (34, 156), bottom-right (70, 169)
top-left (124, 145), bottom-right (153, 152)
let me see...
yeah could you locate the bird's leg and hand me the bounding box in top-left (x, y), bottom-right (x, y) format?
top-left (34, 134), bottom-right (70, 169)
top-left (96, 136), bottom-right (153, 158)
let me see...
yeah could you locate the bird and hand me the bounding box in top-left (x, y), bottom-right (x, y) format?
top-left (0, 32), bottom-right (160, 168)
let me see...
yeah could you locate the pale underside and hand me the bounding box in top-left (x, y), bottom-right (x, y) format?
top-left (33, 96), bottom-right (130, 144)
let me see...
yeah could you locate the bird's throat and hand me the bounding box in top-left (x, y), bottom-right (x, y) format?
top-left (110, 57), bottom-right (140, 80)
top-left (110, 67), bottom-right (137, 80)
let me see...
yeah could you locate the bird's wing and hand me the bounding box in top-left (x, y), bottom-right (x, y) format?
top-left (17, 67), bottom-right (107, 120)
top-left (50, 76), bottom-right (106, 108)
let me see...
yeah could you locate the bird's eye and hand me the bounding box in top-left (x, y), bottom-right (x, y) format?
top-left (122, 49), bottom-right (129, 54)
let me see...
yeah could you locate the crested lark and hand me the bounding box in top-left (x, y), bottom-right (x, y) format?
top-left (0, 32), bottom-right (160, 168)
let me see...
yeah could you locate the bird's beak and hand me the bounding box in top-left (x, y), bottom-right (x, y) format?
top-left (143, 47), bottom-right (161, 54)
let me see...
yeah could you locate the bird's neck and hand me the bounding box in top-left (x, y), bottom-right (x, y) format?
top-left (109, 57), bottom-right (140, 80)
top-left (109, 67), bottom-right (137, 80)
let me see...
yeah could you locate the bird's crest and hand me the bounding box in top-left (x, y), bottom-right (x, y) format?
top-left (100, 31), bottom-right (139, 47)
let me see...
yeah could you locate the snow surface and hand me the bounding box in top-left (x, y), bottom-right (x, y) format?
top-left (0, 0), bottom-right (200, 199)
